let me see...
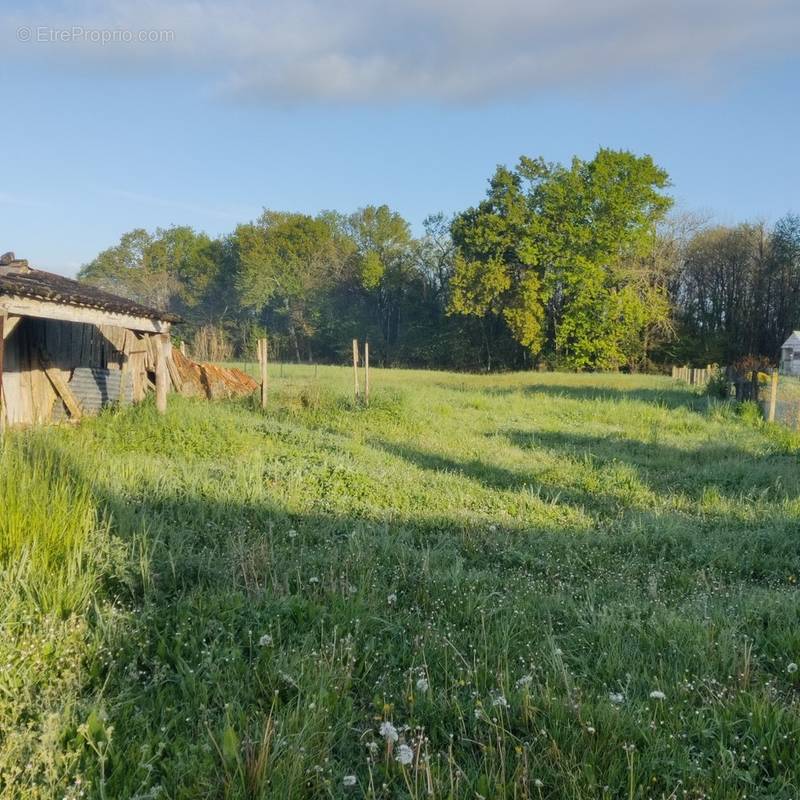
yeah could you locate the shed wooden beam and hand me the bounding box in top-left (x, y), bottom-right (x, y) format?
top-left (0, 313), bottom-right (6, 432)
top-left (0, 296), bottom-right (171, 334)
top-left (40, 349), bottom-right (83, 420)
top-left (1, 315), bottom-right (21, 340)
top-left (155, 333), bottom-right (170, 414)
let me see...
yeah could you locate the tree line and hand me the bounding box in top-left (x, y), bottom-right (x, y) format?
top-left (79, 148), bottom-right (800, 371)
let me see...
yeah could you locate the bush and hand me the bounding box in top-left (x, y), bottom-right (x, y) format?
top-left (704, 366), bottom-right (731, 399)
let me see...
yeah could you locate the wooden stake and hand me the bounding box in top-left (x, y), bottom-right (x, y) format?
top-left (768, 368), bottom-right (778, 422)
top-left (155, 333), bottom-right (169, 414)
top-left (352, 339), bottom-right (360, 401)
top-left (364, 341), bottom-right (370, 407)
top-left (258, 337), bottom-right (269, 409)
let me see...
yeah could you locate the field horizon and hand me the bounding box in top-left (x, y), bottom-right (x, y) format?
top-left (2, 367), bottom-right (799, 799)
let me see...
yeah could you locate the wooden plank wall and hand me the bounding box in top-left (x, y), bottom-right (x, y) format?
top-left (1, 317), bottom-right (155, 428)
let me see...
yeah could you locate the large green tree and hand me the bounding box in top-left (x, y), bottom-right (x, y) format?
top-left (450, 149), bottom-right (673, 369)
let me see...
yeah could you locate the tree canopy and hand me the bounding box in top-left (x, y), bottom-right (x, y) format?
top-left (78, 149), bottom-right (800, 371)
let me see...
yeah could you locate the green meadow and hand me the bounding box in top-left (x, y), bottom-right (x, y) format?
top-left (2, 367), bottom-right (799, 799)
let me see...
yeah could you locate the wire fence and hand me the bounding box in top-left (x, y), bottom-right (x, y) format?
top-left (768, 374), bottom-right (800, 429)
top-left (672, 364), bottom-right (800, 430)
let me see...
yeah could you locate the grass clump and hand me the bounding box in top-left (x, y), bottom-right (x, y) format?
top-left (2, 365), bottom-right (800, 799)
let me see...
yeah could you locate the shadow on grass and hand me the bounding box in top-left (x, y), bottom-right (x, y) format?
top-left (433, 378), bottom-right (701, 411)
top-left (504, 428), bottom-right (800, 501)
top-left (15, 425), bottom-right (800, 798)
top-left (483, 382), bottom-right (703, 410)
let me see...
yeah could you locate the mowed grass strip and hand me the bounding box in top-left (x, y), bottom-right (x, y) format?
top-left (1, 367), bottom-right (799, 799)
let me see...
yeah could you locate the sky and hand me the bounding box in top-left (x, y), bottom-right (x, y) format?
top-left (1, 0), bottom-right (798, 276)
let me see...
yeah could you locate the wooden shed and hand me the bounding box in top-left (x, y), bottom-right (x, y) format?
top-left (0, 252), bottom-right (180, 430)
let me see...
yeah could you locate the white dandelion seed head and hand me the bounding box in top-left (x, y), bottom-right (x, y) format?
top-left (343, 775), bottom-right (357, 787)
top-left (534, 778), bottom-right (544, 787)
top-left (491, 694), bottom-right (509, 708)
top-left (787, 662), bottom-right (798, 674)
top-left (258, 634), bottom-right (273, 647)
top-left (416, 677), bottom-right (429, 692)
top-left (515, 675), bottom-right (533, 689)
top-left (395, 744), bottom-right (414, 765)
top-left (366, 741), bottom-right (379, 754)
top-left (379, 721), bottom-right (398, 742)
top-left (609, 692), bottom-right (625, 704)
top-left (309, 576), bottom-right (320, 584)
top-left (586, 726), bottom-right (596, 734)
top-left (387, 593), bottom-right (397, 605)
top-left (649, 690), bottom-right (666, 700)
top-left (288, 529), bottom-right (298, 538)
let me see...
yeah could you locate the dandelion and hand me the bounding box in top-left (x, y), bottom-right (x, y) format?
top-left (395, 744), bottom-right (414, 765)
top-left (343, 775), bottom-right (357, 787)
top-left (788, 663), bottom-right (798, 674)
top-left (474, 707), bottom-right (483, 719)
top-left (586, 726), bottom-right (596, 734)
top-left (366, 741), bottom-right (379, 754)
top-left (492, 694), bottom-right (509, 708)
top-left (288, 529), bottom-right (298, 539)
top-left (534, 778), bottom-right (544, 787)
top-left (379, 721), bottom-right (398, 742)
top-left (309, 576), bottom-right (320, 584)
top-left (387, 593), bottom-right (397, 605)
top-left (515, 675), bottom-right (533, 689)
top-left (258, 634), bottom-right (273, 647)
top-left (649, 690), bottom-right (666, 700)
top-left (416, 677), bottom-right (429, 692)
top-left (609, 692), bottom-right (625, 704)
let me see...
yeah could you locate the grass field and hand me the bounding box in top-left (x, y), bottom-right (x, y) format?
top-left (2, 366), bottom-right (800, 799)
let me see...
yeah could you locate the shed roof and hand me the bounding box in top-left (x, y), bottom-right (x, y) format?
top-left (0, 264), bottom-right (180, 323)
top-left (781, 331), bottom-right (800, 349)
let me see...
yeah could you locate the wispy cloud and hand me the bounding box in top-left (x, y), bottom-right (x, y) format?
top-left (100, 188), bottom-right (248, 222)
top-left (0, 191), bottom-right (52, 209)
top-left (5, 0), bottom-right (799, 104)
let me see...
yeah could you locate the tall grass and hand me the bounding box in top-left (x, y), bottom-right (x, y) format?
top-left (2, 368), bottom-right (800, 798)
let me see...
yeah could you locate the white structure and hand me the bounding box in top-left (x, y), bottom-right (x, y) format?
top-left (779, 331), bottom-right (800, 376)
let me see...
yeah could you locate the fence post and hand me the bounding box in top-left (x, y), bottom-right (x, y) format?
top-left (364, 341), bottom-right (370, 407)
top-left (768, 369), bottom-right (778, 422)
top-left (0, 313), bottom-right (5, 435)
top-left (258, 337), bottom-right (268, 409)
top-left (352, 339), bottom-right (360, 402)
top-left (155, 332), bottom-right (170, 415)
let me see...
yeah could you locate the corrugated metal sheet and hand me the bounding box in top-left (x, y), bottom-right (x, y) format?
top-left (53, 367), bottom-right (134, 419)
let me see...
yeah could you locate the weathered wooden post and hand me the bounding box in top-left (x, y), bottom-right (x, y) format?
top-left (364, 341), bottom-right (370, 407)
top-left (155, 332), bottom-right (170, 414)
top-left (0, 313), bottom-right (6, 434)
top-left (352, 339), bottom-right (360, 402)
top-left (258, 337), bottom-right (269, 409)
top-left (768, 369), bottom-right (778, 422)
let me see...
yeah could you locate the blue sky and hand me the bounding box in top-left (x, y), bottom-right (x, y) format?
top-left (1, 0), bottom-right (798, 275)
